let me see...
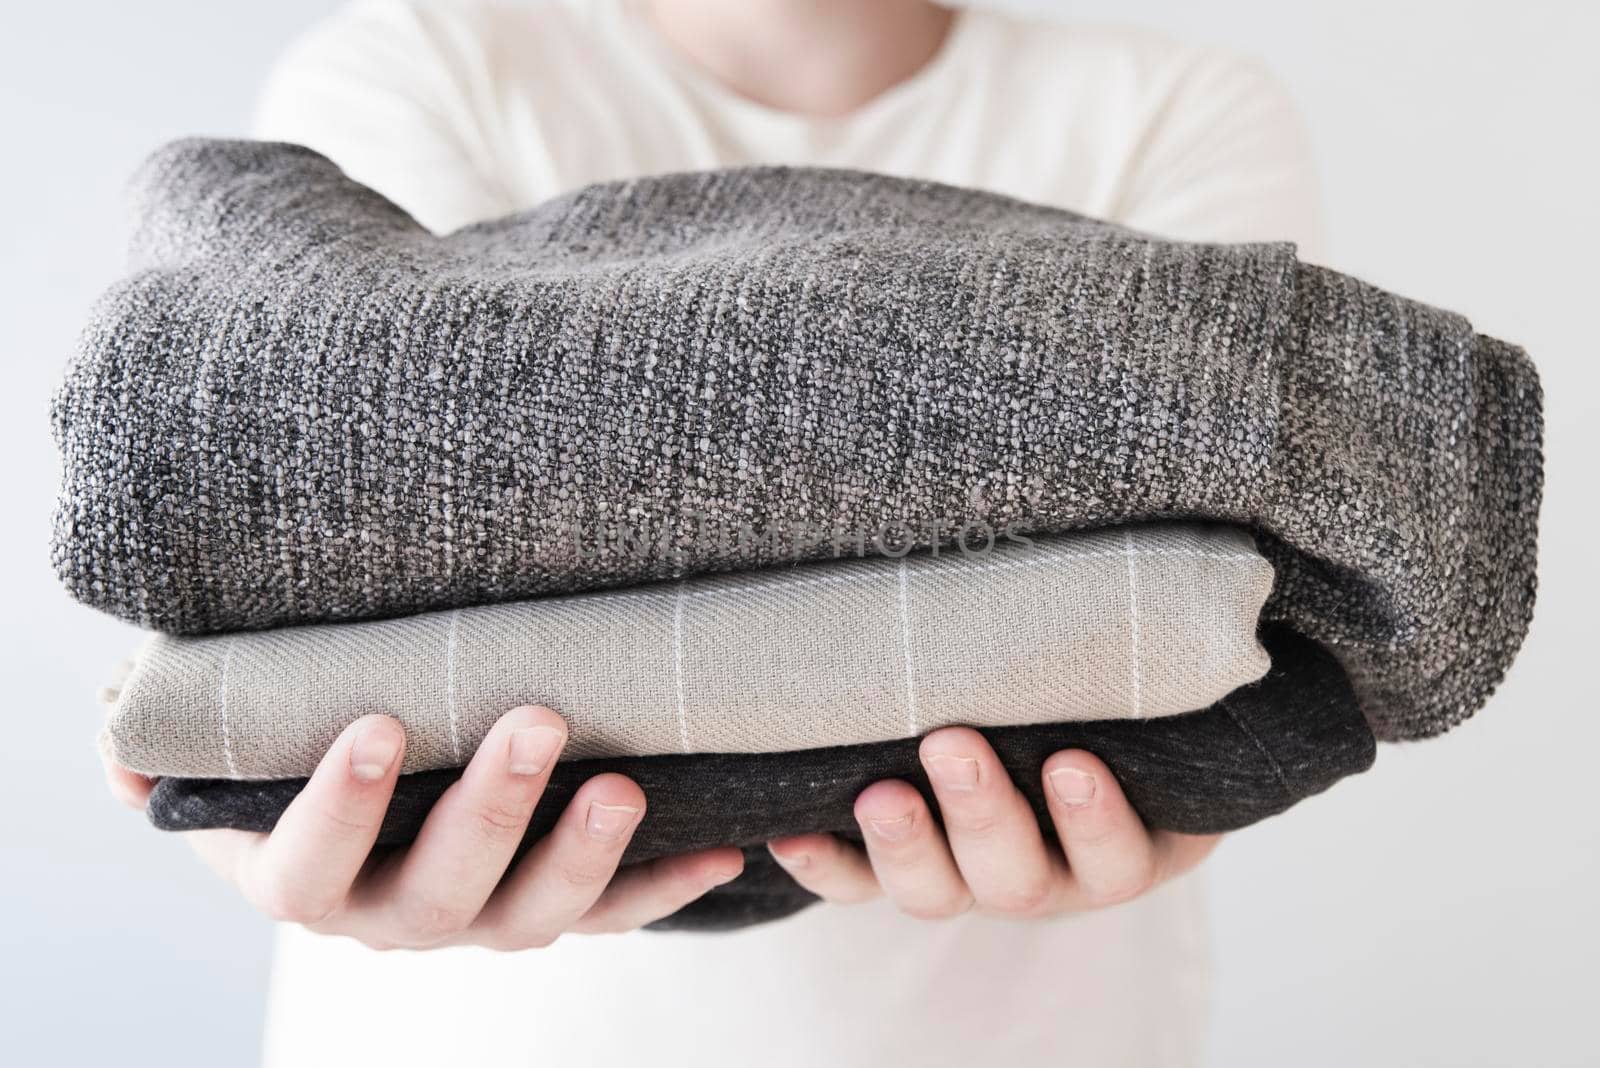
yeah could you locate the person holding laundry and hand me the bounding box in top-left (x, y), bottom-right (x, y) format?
top-left (103, 0), bottom-right (1323, 1063)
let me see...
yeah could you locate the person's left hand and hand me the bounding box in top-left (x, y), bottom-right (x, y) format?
top-left (768, 728), bottom-right (1220, 919)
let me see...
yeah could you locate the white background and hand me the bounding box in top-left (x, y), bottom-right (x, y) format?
top-left (2, 1), bottom-right (1595, 1064)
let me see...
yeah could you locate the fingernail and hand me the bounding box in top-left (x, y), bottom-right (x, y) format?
top-left (507, 725), bottom-right (563, 776)
top-left (768, 845), bottom-right (809, 868)
top-left (586, 802), bottom-right (639, 841)
top-left (350, 723), bottom-right (401, 782)
top-left (1048, 767), bottom-right (1097, 807)
top-left (868, 814), bottom-right (914, 841)
top-left (925, 754), bottom-right (980, 790)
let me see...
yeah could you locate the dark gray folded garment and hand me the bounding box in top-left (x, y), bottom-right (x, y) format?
top-left (147, 629), bottom-right (1375, 931)
top-left (53, 139), bottom-right (1542, 739)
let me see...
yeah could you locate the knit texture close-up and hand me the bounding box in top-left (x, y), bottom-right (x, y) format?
top-left (51, 139), bottom-right (1544, 739)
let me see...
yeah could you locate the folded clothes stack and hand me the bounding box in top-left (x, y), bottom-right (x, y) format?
top-left (53, 140), bottom-right (1543, 930)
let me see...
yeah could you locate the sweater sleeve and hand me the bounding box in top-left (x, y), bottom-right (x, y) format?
top-left (1109, 48), bottom-right (1326, 261)
top-left (252, 0), bottom-right (516, 234)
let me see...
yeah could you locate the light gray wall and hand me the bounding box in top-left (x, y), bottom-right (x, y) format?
top-left (2, 2), bottom-right (1594, 1065)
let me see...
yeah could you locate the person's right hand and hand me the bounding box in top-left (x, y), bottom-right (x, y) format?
top-left (103, 706), bottom-right (745, 949)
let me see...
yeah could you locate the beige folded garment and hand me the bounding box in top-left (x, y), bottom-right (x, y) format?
top-left (103, 523), bottom-right (1273, 779)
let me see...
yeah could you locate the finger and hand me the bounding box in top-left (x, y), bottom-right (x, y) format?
top-left (853, 779), bottom-right (973, 920)
top-left (920, 728), bottom-right (1064, 916)
top-left (1043, 749), bottom-right (1201, 908)
top-left (1153, 829), bottom-right (1224, 882)
top-left (363, 706), bottom-right (567, 948)
top-left (236, 714), bottom-right (404, 925)
top-left (571, 847), bottom-right (746, 935)
top-left (183, 827), bottom-right (268, 885)
top-left (768, 834), bottom-right (881, 905)
top-left (464, 771), bottom-right (646, 947)
top-left (101, 749), bottom-right (156, 811)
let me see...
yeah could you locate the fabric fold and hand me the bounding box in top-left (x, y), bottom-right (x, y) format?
top-left (147, 628), bottom-right (1376, 931)
top-left (53, 139), bottom-right (1543, 739)
top-left (104, 523), bottom-right (1273, 778)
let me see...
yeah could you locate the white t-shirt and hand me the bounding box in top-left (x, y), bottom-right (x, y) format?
top-left (253, 3), bottom-right (1323, 1065)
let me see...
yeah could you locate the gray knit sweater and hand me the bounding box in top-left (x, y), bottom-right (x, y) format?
top-left (51, 140), bottom-right (1543, 741)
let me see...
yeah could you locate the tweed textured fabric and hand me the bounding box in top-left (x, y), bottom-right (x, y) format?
top-left (147, 629), bottom-right (1375, 931)
top-left (52, 140), bottom-right (1543, 740)
top-left (104, 523), bottom-right (1271, 778)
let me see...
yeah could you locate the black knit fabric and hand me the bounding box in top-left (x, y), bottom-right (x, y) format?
top-left (53, 141), bottom-right (1543, 739)
top-left (148, 629), bottom-right (1373, 931)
